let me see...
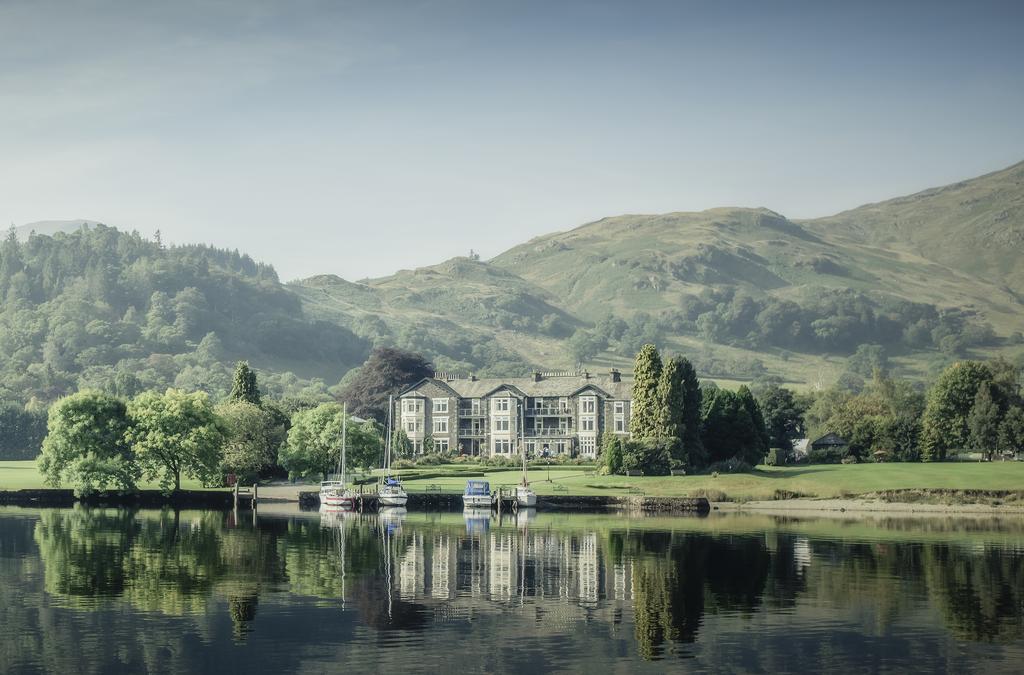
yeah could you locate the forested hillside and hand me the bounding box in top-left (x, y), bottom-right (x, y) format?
top-left (0, 226), bottom-right (368, 406)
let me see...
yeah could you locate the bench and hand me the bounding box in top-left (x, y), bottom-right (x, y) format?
top-left (552, 484), bottom-right (569, 493)
top-left (425, 484), bottom-right (443, 493)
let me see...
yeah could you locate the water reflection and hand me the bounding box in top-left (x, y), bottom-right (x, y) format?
top-left (4, 507), bottom-right (1024, 672)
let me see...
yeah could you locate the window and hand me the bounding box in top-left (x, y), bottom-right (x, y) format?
top-left (494, 397), bottom-right (510, 412)
top-left (435, 438), bottom-right (449, 453)
top-left (402, 399), bottom-right (423, 414)
top-left (493, 439), bottom-right (511, 454)
top-left (581, 417), bottom-right (595, 432)
top-left (614, 401), bottom-right (625, 415)
top-left (555, 441), bottom-right (566, 455)
top-left (406, 421), bottom-right (416, 433)
top-left (494, 417), bottom-right (510, 432)
top-left (526, 441), bottom-right (535, 455)
top-left (433, 418), bottom-right (448, 434)
top-left (433, 398), bottom-right (448, 413)
top-left (581, 437), bottom-right (596, 457)
top-left (614, 417), bottom-right (626, 433)
top-left (581, 396), bottom-right (596, 414)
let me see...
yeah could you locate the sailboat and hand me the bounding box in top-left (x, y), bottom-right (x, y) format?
top-left (378, 395), bottom-right (409, 507)
top-left (320, 403), bottom-right (358, 510)
top-left (516, 401), bottom-right (537, 508)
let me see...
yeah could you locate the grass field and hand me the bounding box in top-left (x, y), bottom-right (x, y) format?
top-left (374, 462), bottom-right (1024, 501)
top-left (0, 461), bottom-right (214, 492)
top-left (3, 460), bottom-right (1022, 501)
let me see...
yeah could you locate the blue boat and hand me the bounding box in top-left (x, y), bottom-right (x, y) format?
top-left (462, 480), bottom-right (492, 508)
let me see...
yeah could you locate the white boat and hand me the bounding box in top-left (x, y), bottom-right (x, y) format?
top-left (377, 395), bottom-right (408, 507)
top-left (463, 479), bottom-right (493, 508)
top-left (320, 405), bottom-right (358, 510)
top-left (515, 407), bottom-right (537, 508)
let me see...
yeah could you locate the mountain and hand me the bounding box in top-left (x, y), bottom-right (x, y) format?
top-left (13, 219), bottom-right (100, 240)
top-left (299, 160), bottom-right (1024, 387)
top-left (0, 225), bottom-right (368, 405)
top-left (806, 160), bottom-right (1024, 299)
top-left (5, 160), bottom-right (1023, 403)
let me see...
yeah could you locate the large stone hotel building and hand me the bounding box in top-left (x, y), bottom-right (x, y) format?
top-left (395, 370), bottom-right (634, 458)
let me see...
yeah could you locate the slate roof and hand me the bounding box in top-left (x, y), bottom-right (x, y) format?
top-left (401, 373), bottom-right (634, 399)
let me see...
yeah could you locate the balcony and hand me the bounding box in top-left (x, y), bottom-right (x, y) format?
top-left (525, 406), bottom-right (573, 417)
top-left (526, 428), bottom-right (575, 437)
top-left (458, 428), bottom-right (487, 438)
top-left (457, 407), bottom-right (486, 417)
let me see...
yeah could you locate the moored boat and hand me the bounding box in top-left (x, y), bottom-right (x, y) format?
top-left (320, 404), bottom-right (358, 510)
top-left (463, 479), bottom-right (493, 508)
top-left (377, 395), bottom-right (409, 507)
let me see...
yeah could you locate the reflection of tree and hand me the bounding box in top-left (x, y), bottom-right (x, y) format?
top-left (33, 508), bottom-right (140, 607)
top-left (924, 544), bottom-right (1024, 643)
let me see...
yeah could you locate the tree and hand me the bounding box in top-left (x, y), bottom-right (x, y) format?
top-left (677, 357), bottom-right (704, 468)
top-left (229, 361), bottom-right (261, 405)
top-left (125, 389), bottom-right (227, 492)
top-left (737, 386), bottom-right (770, 460)
top-left (621, 438), bottom-right (673, 476)
top-left (0, 401), bottom-right (48, 460)
top-left (967, 382), bottom-right (1001, 460)
top-left (654, 357), bottom-right (686, 461)
top-left (757, 385), bottom-right (803, 458)
top-left (997, 406), bottom-right (1024, 459)
top-left (601, 433), bottom-right (625, 475)
top-left (630, 344), bottom-right (663, 439)
top-left (567, 329), bottom-right (605, 365)
top-left (37, 391), bottom-right (138, 494)
top-left (339, 347), bottom-right (432, 423)
top-left (279, 404), bottom-right (380, 478)
top-left (393, 428), bottom-right (413, 458)
top-left (921, 361), bottom-right (992, 461)
top-left (700, 388), bottom-right (761, 467)
top-left (216, 401), bottom-right (285, 482)
top-left (279, 403), bottom-right (342, 479)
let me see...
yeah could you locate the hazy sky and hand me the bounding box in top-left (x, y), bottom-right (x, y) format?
top-left (2, 0), bottom-right (1023, 281)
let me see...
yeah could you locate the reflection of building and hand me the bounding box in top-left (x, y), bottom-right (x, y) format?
top-left (397, 371), bottom-right (633, 458)
top-left (399, 532), bottom-right (425, 600)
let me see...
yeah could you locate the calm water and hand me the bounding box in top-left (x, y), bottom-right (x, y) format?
top-left (0, 505), bottom-right (1023, 674)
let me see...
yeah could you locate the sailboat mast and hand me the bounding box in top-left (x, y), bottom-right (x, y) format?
top-left (341, 402), bottom-right (347, 485)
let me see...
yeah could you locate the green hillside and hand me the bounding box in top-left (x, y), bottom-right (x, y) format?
top-left (806, 160), bottom-right (1024, 299)
top-left (0, 225), bottom-right (369, 405)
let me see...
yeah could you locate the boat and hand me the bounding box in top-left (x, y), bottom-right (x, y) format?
top-left (377, 395), bottom-right (408, 507)
top-left (515, 407), bottom-right (537, 508)
top-left (320, 404), bottom-right (358, 509)
top-left (463, 479), bottom-right (493, 508)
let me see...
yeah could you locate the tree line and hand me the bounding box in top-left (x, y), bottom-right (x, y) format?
top-left (36, 355), bottom-right (428, 495)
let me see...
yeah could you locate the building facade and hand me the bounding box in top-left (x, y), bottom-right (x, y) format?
top-left (395, 370), bottom-right (633, 459)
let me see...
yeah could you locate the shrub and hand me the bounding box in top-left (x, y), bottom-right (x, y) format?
top-left (487, 455), bottom-right (514, 468)
top-left (621, 439), bottom-right (672, 476)
top-left (707, 458), bottom-right (754, 474)
top-left (807, 446), bottom-right (847, 464)
top-left (415, 453), bottom-right (447, 466)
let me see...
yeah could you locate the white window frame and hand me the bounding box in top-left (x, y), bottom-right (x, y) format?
top-left (494, 417), bottom-right (510, 432)
top-left (435, 438), bottom-right (449, 453)
top-left (614, 417), bottom-right (626, 433)
top-left (432, 398), bottom-right (448, 414)
top-left (614, 401), bottom-right (625, 415)
top-left (582, 417), bottom-right (595, 432)
top-left (494, 397), bottom-right (510, 412)
top-left (581, 396), bottom-right (596, 414)
top-left (433, 417), bottom-right (448, 434)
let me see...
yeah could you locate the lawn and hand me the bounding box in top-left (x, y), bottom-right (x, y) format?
top-left (2, 460), bottom-right (1022, 501)
top-left (0, 461), bottom-right (217, 492)
top-left (391, 462), bottom-right (1024, 500)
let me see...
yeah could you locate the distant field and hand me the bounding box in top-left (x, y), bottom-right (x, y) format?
top-left (3, 461), bottom-right (1022, 501)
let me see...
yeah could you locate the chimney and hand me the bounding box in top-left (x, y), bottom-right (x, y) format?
top-left (584, 371), bottom-right (590, 380)
top-left (610, 368), bottom-right (621, 382)
top-left (470, 374), bottom-right (477, 382)
top-left (533, 372), bottom-right (542, 382)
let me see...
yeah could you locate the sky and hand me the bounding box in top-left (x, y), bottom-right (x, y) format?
top-left (1, 0), bottom-right (1023, 281)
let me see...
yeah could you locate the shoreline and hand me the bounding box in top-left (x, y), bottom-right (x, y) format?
top-left (2, 487), bottom-right (1023, 517)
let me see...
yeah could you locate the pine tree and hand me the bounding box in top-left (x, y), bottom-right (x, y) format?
top-left (230, 361), bottom-right (261, 406)
top-left (630, 344), bottom-right (662, 439)
top-left (654, 357), bottom-right (686, 461)
top-left (677, 357), bottom-right (704, 467)
top-left (737, 385), bottom-right (770, 459)
top-left (967, 382), bottom-right (1001, 460)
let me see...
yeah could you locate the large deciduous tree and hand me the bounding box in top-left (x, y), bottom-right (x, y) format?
top-left (339, 347), bottom-right (432, 423)
top-left (757, 385), bottom-right (804, 457)
top-left (997, 406), bottom-right (1024, 459)
top-left (125, 389), bottom-right (226, 492)
top-left (279, 403), bottom-right (381, 479)
top-left (921, 361), bottom-right (992, 461)
top-left (700, 388), bottom-right (762, 466)
top-left (37, 391), bottom-right (138, 494)
top-left (216, 400), bottom-right (286, 482)
top-left (630, 344), bottom-right (662, 439)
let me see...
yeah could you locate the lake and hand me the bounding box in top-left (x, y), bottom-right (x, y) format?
top-left (0, 505), bottom-right (1022, 673)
